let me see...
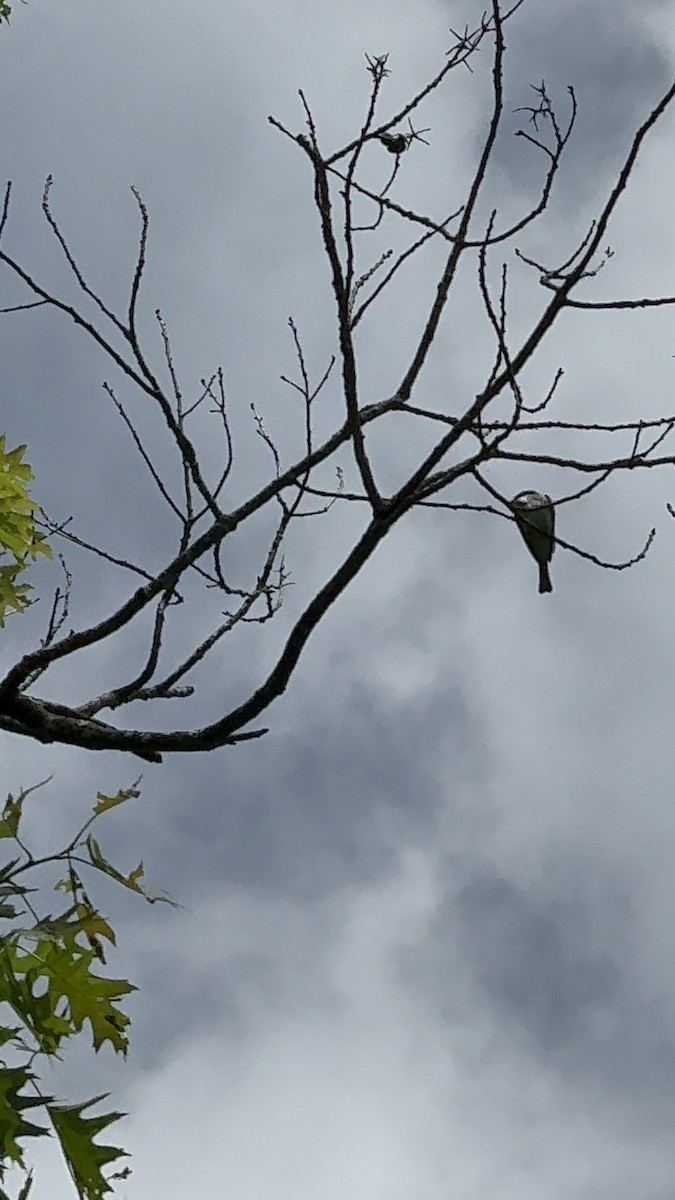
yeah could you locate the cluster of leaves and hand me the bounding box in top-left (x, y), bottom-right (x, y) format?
top-left (0, 778), bottom-right (171, 1200)
top-left (0, 434), bottom-right (161, 1199)
top-left (0, 438), bottom-right (52, 628)
top-left (0, 431), bottom-right (167, 1198)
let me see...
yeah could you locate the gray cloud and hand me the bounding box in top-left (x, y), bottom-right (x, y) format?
top-left (3, 1), bottom-right (675, 1198)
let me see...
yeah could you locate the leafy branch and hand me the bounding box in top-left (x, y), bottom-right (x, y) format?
top-left (0, 777), bottom-right (172, 1200)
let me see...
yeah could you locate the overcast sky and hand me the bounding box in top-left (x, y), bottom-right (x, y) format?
top-left (3, 1), bottom-right (675, 1198)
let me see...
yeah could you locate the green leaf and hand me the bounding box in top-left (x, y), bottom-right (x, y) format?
top-left (85, 835), bottom-right (174, 906)
top-left (0, 438), bottom-right (52, 626)
top-left (0, 1067), bottom-right (51, 1171)
top-left (1, 938), bottom-right (135, 1057)
top-left (48, 1095), bottom-right (129, 1200)
top-left (92, 784), bottom-right (140, 817)
top-left (0, 780), bottom-right (52, 842)
top-left (0, 794), bottom-right (23, 842)
top-left (0, 943), bottom-right (72, 1056)
top-left (16, 1171), bottom-right (34, 1200)
top-left (0, 863), bottom-right (21, 886)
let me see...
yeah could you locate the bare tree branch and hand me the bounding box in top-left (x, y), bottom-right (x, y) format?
top-left (1, 0), bottom-right (674, 761)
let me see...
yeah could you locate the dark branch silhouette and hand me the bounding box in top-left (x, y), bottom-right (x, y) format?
top-left (1, 0), bottom-right (675, 761)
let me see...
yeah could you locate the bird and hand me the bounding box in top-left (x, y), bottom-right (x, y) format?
top-left (378, 131), bottom-right (411, 155)
top-left (511, 491), bottom-right (555, 594)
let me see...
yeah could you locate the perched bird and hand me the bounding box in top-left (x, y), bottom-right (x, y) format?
top-left (511, 491), bottom-right (555, 594)
top-left (378, 131), bottom-right (412, 155)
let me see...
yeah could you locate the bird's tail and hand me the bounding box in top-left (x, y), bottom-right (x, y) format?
top-left (538, 562), bottom-right (553, 594)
